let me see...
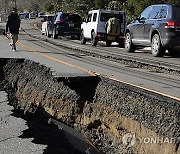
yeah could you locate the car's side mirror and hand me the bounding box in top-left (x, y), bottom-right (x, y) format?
top-left (135, 16), bottom-right (140, 21)
top-left (139, 16), bottom-right (146, 22)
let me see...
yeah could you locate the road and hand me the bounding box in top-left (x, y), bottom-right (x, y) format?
top-left (25, 19), bottom-right (180, 70)
top-left (0, 91), bottom-right (99, 154)
top-left (0, 91), bottom-right (46, 154)
top-left (0, 20), bottom-right (180, 100)
top-left (0, 19), bottom-right (180, 154)
top-left (0, 22), bottom-right (100, 154)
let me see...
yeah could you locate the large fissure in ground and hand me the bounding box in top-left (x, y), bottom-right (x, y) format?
top-left (1, 58), bottom-right (180, 154)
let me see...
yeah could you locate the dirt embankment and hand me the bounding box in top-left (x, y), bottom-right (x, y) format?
top-left (1, 58), bottom-right (180, 154)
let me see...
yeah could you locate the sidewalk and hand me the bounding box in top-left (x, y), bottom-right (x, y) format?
top-left (0, 33), bottom-right (91, 77)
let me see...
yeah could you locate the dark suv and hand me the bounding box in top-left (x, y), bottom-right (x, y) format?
top-left (52, 12), bottom-right (82, 39)
top-left (125, 4), bottom-right (180, 57)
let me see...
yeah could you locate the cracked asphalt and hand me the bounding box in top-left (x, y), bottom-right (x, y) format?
top-left (0, 91), bottom-right (47, 154)
top-left (0, 88), bottom-right (99, 154)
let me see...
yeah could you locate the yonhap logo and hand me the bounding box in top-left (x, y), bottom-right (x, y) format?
top-left (122, 133), bottom-right (180, 148)
top-left (122, 133), bottom-right (136, 148)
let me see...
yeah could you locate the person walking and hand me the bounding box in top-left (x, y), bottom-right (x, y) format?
top-left (5, 7), bottom-right (20, 51)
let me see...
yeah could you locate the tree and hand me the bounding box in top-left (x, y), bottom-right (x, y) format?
top-left (1, 0), bottom-right (180, 20)
top-left (93, 0), bottom-right (109, 9)
top-left (44, 2), bottom-right (55, 13)
top-left (61, 0), bottom-right (93, 16)
top-left (108, 1), bottom-right (122, 10)
top-left (124, 0), bottom-right (180, 22)
top-left (31, 3), bottom-right (39, 12)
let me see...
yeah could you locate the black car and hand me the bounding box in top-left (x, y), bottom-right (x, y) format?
top-left (125, 4), bottom-right (180, 57)
top-left (52, 12), bottom-right (82, 39)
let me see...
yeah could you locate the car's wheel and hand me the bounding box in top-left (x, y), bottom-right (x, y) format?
top-left (71, 36), bottom-right (76, 39)
top-left (125, 32), bottom-right (136, 52)
top-left (151, 34), bottom-right (165, 57)
top-left (47, 28), bottom-right (51, 38)
top-left (52, 28), bottom-right (58, 39)
top-left (168, 48), bottom-right (177, 57)
top-left (80, 31), bottom-right (86, 44)
top-left (118, 38), bottom-right (124, 48)
top-left (91, 32), bottom-right (98, 46)
top-left (45, 29), bottom-right (47, 36)
top-left (106, 41), bottom-right (112, 47)
top-left (77, 34), bottom-right (81, 40)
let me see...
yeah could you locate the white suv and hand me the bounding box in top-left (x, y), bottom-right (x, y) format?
top-left (80, 9), bottom-right (126, 46)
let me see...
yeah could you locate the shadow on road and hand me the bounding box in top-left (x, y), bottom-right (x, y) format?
top-left (11, 108), bottom-right (85, 154)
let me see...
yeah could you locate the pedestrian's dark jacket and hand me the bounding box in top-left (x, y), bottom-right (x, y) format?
top-left (6, 12), bottom-right (20, 34)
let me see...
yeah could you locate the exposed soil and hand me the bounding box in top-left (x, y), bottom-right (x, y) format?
top-left (1, 58), bottom-right (180, 154)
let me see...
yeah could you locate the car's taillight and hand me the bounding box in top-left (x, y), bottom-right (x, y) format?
top-left (57, 19), bottom-right (64, 23)
top-left (165, 21), bottom-right (180, 28)
top-left (97, 33), bottom-right (101, 38)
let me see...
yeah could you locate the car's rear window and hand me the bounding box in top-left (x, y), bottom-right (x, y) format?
top-left (173, 6), bottom-right (180, 19)
top-left (100, 13), bottom-right (121, 22)
top-left (62, 14), bottom-right (82, 23)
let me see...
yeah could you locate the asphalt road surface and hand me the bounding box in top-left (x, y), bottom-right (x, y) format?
top-left (0, 19), bottom-right (180, 154)
top-left (0, 91), bottom-right (47, 154)
top-left (0, 90), bottom-right (99, 154)
top-left (0, 20), bottom-right (180, 100)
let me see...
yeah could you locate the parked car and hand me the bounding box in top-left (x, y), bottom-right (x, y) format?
top-left (29, 13), bottom-right (36, 19)
top-left (41, 15), bottom-right (55, 37)
top-left (52, 12), bottom-right (82, 39)
top-left (124, 4), bottom-right (180, 57)
top-left (19, 13), bottom-right (26, 20)
top-left (19, 12), bottom-right (29, 20)
top-left (38, 12), bottom-right (44, 18)
top-left (80, 9), bottom-right (126, 47)
top-left (24, 13), bottom-right (29, 19)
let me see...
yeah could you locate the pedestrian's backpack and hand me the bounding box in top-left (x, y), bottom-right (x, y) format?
top-left (106, 17), bottom-right (120, 35)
